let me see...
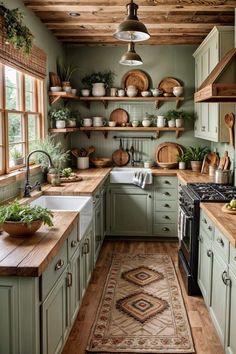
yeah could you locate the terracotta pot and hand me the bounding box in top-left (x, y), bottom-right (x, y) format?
top-left (2, 220), bottom-right (43, 237)
top-left (190, 160), bottom-right (202, 172)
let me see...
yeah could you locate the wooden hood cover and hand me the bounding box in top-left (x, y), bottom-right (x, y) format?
top-left (194, 48), bottom-right (236, 103)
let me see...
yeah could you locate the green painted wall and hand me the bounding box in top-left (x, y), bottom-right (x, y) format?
top-left (65, 44), bottom-right (209, 160)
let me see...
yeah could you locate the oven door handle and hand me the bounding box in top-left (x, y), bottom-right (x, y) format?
top-left (179, 205), bottom-right (193, 219)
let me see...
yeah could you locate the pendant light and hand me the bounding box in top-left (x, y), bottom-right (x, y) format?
top-left (113, 0), bottom-right (150, 42)
top-left (119, 42), bottom-right (143, 66)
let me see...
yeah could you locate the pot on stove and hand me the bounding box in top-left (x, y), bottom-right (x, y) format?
top-left (214, 169), bottom-right (231, 184)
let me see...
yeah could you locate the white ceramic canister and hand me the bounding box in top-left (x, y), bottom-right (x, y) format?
top-left (77, 157), bottom-right (89, 169)
top-left (110, 87), bottom-right (117, 97)
top-left (81, 118), bottom-right (92, 127)
top-left (56, 120), bottom-right (66, 129)
top-left (179, 162), bottom-right (186, 170)
top-left (92, 83), bottom-right (106, 97)
top-left (156, 116), bottom-right (165, 127)
top-left (93, 117), bottom-right (106, 127)
top-left (168, 119), bottom-right (176, 128)
top-left (81, 89), bottom-right (90, 97)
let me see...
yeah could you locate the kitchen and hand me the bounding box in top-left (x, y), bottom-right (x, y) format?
top-left (0, 1), bottom-right (236, 354)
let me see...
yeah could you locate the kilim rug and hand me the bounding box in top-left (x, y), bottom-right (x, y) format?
top-left (87, 254), bottom-right (195, 353)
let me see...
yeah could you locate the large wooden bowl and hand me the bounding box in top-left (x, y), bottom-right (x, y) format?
top-left (2, 220), bottom-right (43, 237)
top-left (90, 158), bottom-right (112, 168)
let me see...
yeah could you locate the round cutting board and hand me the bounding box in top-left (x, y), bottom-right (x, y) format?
top-left (121, 70), bottom-right (149, 92)
top-left (112, 139), bottom-right (129, 166)
top-left (156, 142), bottom-right (183, 168)
top-left (110, 108), bottom-right (129, 126)
top-left (158, 77), bottom-right (181, 95)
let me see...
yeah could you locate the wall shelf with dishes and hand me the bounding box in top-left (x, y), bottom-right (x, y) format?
top-left (48, 126), bottom-right (184, 139)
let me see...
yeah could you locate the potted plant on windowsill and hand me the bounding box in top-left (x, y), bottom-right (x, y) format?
top-left (165, 110), bottom-right (193, 128)
top-left (0, 201), bottom-right (53, 238)
top-left (185, 146), bottom-right (210, 172)
top-left (11, 147), bottom-right (24, 166)
top-left (49, 107), bottom-right (70, 129)
top-left (81, 70), bottom-right (116, 97)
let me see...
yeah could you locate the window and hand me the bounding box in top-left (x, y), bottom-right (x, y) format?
top-left (0, 64), bottom-right (44, 174)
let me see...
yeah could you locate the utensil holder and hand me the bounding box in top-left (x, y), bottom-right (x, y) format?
top-left (77, 157), bottom-right (89, 169)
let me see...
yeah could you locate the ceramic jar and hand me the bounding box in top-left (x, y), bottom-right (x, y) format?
top-left (179, 162), bottom-right (186, 170)
top-left (118, 89), bottom-right (125, 97)
top-left (142, 119), bottom-right (151, 127)
top-left (92, 83), bottom-right (106, 97)
top-left (93, 117), bottom-right (106, 127)
top-left (168, 119), bottom-right (176, 128)
top-left (56, 120), bottom-right (66, 129)
top-left (155, 116), bottom-right (166, 127)
top-left (126, 85), bottom-right (138, 97)
top-left (173, 86), bottom-right (183, 97)
top-left (110, 88), bottom-right (117, 97)
top-left (67, 119), bottom-right (77, 127)
top-left (176, 118), bottom-right (184, 128)
top-left (81, 118), bottom-right (92, 127)
top-left (81, 89), bottom-right (90, 96)
top-left (132, 120), bottom-right (139, 127)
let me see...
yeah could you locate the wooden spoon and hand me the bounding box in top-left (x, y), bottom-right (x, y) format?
top-left (224, 113), bottom-right (235, 147)
top-left (87, 146), bottom-right (95, 156)
top-left (71, 148), bottom-right (80, 158)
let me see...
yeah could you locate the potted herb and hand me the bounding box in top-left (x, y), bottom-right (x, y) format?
top-left (177, 154), bottom-right (188, 170)
top-left (57, 58), bottom-right (79, 91)
top-left (0, 5), bottom-right (34, 54)
top-left (11, 147), bottom-right (24, 166)
top-left (0, 201), bottom-right (53, 237)
top-left (185, 146), bottom-right (210, 172)
top-left (165, 110), bottom-right (192, 128)
top-left (82, 70), bottom-right (115, 97)
top-left (48, 107), bottom-right (70, 129)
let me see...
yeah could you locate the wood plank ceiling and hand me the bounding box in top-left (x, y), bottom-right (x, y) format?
top-left (24, 0), bottom-right (236, 45)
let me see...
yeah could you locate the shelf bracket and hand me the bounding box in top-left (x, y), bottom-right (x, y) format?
top-left (176, 98), bottom-right (181, 109)
top-left (102, 100), bottom-right (108, 109)
top-left (156, 130), bottom-right (160, 138)
top-left (102, 131), bottom-right (108, 138)
top-left (155, 99), bottom-right (161, 109)
top-left (49, 95), bottom-right (61, 105)
top-left (176, 130), bottom-right (181, 139)
top-left (83, 131), bottom-right (91, 138)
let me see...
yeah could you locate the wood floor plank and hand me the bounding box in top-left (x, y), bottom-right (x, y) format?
top-left (62, 240), bottom-right (224, 354)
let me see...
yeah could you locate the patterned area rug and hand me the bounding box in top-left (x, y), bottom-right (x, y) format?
top-left (87, 254), bottom-right (195, 353)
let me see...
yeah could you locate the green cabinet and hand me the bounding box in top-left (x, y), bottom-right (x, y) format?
top-left (94, 199), bottom-right (102, 262)
top-left (80, 225), bottom-right (93, 298)
top-left (226, 267), bottom-right (236, 354)
top-left (198, 232), bottom-right (212, 306)
top-left (68, 246), bottom-right (81, 325)
top-left (108, 186), bottom-right (152, 236)
top-left (193, 26), bottom-right (235, 142)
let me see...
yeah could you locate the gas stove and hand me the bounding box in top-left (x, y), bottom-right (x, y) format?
top-left (183, 183), bottom-right (236, 202)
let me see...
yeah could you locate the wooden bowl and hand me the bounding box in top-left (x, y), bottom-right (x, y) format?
top-left (157, 162), bottom-right (178, 169)
top-left (90, 158), bottom-right (112, 168)
top-left (2, 220), bottom-right (43, 237)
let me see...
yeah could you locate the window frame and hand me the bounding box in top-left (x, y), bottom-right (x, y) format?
top-left (0, 63), bottom-right (44, 175)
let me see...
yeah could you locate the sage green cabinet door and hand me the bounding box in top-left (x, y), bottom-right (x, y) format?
top-left (94, 201), bottom-right (102, 263)
top-left (69, 248), bottom-right (80, 325)
top-left (209, 250), bottom-right (228, 345)
top-left (101, 187), bottom-right (106, 242)
top-left (80, 237), bottom-right (87, 299)
top-left (42, 269), bottom-right (69, 354)
top-left (110, 188), bottom-right (152, 235)
top-left (85, 227), bottom-right (93, 286)
top-left (226, 268), bottom-right (236, 354)
top-left (198, 233), bottom-right (212, 306)
top-left (80, 226), bottom-right (93, 299)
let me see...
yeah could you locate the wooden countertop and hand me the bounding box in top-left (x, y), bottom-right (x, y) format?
top-left (0, 211), bottom-right (79, 277)
top-left (201, 203), bottom-right (236, 248)
top-left (177, 170), bottom-right (214, 184)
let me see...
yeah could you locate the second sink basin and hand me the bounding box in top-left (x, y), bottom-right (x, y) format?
top-left (110, 167), bottom-right (152, 184)
top-left (30, 195), bottom-right (93, 239)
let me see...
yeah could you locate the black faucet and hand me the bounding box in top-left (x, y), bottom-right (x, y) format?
top-left (23, 150), bottom-right (54, 198)
top-left (130, 145), bottom-right (141, 167)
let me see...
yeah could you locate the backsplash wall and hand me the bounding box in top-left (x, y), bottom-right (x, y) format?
top-left (65, 45), bottom-right (210, 158)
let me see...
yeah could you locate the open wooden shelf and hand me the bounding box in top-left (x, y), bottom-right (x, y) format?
top-left (48, 92), bottom-right (184, 109)
top-left (49, 126), bottom-right (184, 139)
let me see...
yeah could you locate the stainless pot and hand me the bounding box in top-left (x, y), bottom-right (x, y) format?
top-left (214, 169), bottom-right (231, 184)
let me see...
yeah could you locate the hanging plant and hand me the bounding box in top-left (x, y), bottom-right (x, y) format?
top-left (0, 3), bottom-right (34, 54)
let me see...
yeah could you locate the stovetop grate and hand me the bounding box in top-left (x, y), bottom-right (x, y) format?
top-left (185, 183), bottom-right (236, 202)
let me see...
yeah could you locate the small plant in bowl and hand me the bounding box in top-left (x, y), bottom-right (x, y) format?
top-left (185, 146), bottom-right (210, 172)
top-left (177, 153), bottom-right (188, 170)
top-left (48, 107), bottom-right (70, 129)
top-left (0, 201), bottom-right (54, 237)
top-left (11, 147), bottom-right (24, 166)
top-left (165, 110), bottom-right (192, 128)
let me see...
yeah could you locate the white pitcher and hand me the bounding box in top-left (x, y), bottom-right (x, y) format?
top-left (92, 83), bottom-right (106, 97)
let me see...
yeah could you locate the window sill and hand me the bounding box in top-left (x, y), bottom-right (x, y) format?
top-left (0, 165), bottom-right (42, 187)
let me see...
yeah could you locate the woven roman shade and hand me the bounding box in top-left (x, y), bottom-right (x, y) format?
top-left (0, 16), bottom-right (46, 79)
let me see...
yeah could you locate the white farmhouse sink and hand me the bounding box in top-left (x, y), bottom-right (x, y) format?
top-left (30, 196), bottom-right (92, 239)
top-left (110, 167), bottom-right (152, 184)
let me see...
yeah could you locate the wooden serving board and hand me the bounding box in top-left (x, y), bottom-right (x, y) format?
top-left (121, 70), bottom-right (149, 92)
top-left (60, 176), bottom-right (82, 183)
top-left (201, 152), bottom-right (220, 174)
top-left (222, 205), bottom-right (236, 214)
top-left (110, 108), bottom-right (129, 126)
top-left (158, 77), bottom-right (181, 94)
top-left (155, 142), bottom-right (183, 167)
top-left (112, 139), bottom-right (129, 166)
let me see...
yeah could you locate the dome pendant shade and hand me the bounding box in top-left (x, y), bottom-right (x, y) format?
top-left (113, 0), bottom-right (150, 42)
top-left (119, 42), bottom-right (143, 66)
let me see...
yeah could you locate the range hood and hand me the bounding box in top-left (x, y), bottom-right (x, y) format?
top-left (194, 48), bottom-right (236, 103)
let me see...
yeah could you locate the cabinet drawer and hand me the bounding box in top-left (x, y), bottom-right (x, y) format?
top-left (154, 211), bottom-right (177, 224)
top-left (154, 200), bottom-right (177, 212)
top-left (41, 242), bottom-right (68, 301)
top-left (153, 223), bottom-right (177, 237)
top-left (213, 228), bottom-right (229, 263)
top-left (200, 211), bottom-right (214, 240)
top-left (154, 188), bottom-right (177, 201)
top-left (154, 176), bottom-right (177, 189)
top-left (230, 244), bottom-right (236, 274)
top-left (68, 225), bottom-right (79, 260)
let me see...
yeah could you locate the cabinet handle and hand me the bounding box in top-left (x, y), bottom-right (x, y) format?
top-left (217, 237), bottom-right (224, 247)
top-left (208, 226), bottom-right (212, 232)
top-left (198, 235), bottom-right (203, 243)
top-left (163, 215), bottom-right (170, 219)
top-left (86, 239), bottom-right (90, 254)
top-left (82, 243), bottom-right (88, 255)
top-left (148, 194), bottom-right (152, 198)
top-left (164, 204), bottom-right (170, 208)
top-left (207, 249), bottom-right (212, 257)
top-left (164, 180), bottom-right (170, 184)
top-left (234, 256), bottom-right (236, 262)
top-left (221, 271), bottom-right (231, 286)
top-left (163, 192), bottom-right (170, 196)
top-left (203, 218), bottom-right (207, 224)
top-left (93, 200), bottom-right (96, 205)
top-left (201, 126), bottom-right (206, 132)
top-left (71, 240), bottom-right (77, 248)
top-left (162, 227), bottom-right (169, 232)
top-left (67, 272), bottom-right (72, 287)
top-left (55, 259), bottom-right (64, 271)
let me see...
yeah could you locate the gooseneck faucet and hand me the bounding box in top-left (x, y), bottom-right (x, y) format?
top-left (23, 150), bottom-right (54, 198)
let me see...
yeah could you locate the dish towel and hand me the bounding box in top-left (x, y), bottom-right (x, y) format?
top-left (133, 171), bottom-right (153, 189)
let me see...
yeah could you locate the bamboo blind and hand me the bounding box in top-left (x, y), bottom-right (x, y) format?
top-left (0, 16), bottom-right (47, 79)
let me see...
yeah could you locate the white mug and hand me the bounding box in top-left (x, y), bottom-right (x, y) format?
top-left (118, 89), bottom-right (125, 97)
top-left (93, 117), bottom-right (106, 127)
top-left (81, 118), bottom-right (92, 127)
top-left (110, 88), bottom-right (117, 97)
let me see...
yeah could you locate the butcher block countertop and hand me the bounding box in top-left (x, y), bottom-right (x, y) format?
top-left (0, 212), bottom-right (79, 276)
top-left (177, 170), bottom-right (214, 184)
top-left (201, 203), bottom-right (236, 248)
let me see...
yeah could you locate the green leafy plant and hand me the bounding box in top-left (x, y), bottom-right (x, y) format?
top-left (185, 146), bottom-right (210, 161)
top-left (11, 147), bottom-right (23, 160)
top-left (48, 107), bottom-right (70, 121)
top-left (32, 136), bottom-right (70, 170)
top-left (57, 58), bottom-right (79, 82)
top-left (0, 4), bottom-right (33, 54)
top-left (82, 70), bottom-right (115, 88)
top-left (0, 201), bottom-right (53, 226)
top-left (165, 110), bottom-right (193, 121)
top-left (61, 167), bottom-right (72, 178)
top-left (177, 153), bottom-right (188, 163)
